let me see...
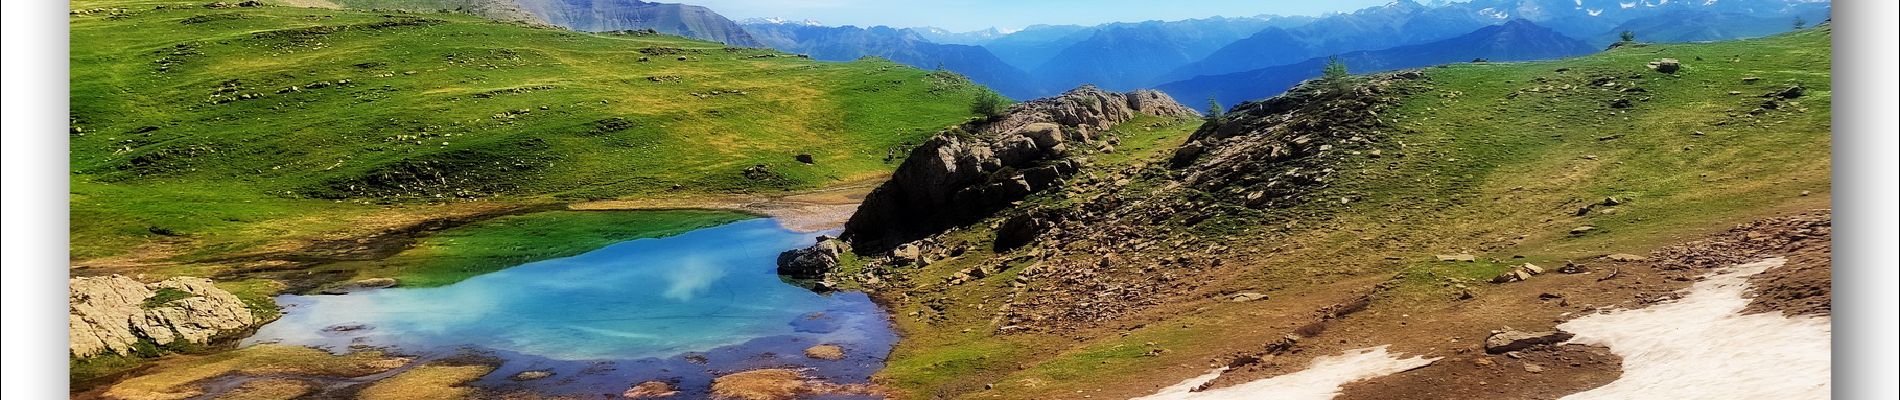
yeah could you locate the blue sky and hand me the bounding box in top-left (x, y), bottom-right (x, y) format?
top-left (687, 0), bottom-right (1402, 31)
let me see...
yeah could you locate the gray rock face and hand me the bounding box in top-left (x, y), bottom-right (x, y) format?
top-left (69, 275), bottom-right (262, 358)
top-left (839, 86), bottom-right (1196, 254)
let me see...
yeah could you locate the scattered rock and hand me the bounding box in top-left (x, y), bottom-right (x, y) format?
top-left (1436, 254), bottom-right (1477, 262)
top-left (1648, 58), bottom-right (1681, 73)
top-left (1490, 266), bottom-right (1537, 284)
top-left (511, 370), bottom-right (554, 381)
top-left (1229, 292), bottom-right (1268, 302)
top-left (1569, 226), bottom-right (1596, 236)
top-left (1557, 261), bottom-right (1589, 274)
top-left (1484, 329), bottom-right (1575, 354)
top-left (1764, 85), bottom-right (1805, 99)
top-left (803, 344), bottom-right (846, 360)
top-left (1520, 263), bottom-right (1545, 275)
top-left (1524, 363), bottom-right (1546, 373)
top-left (1603, 253), bottom-right (1649, 262)
top-left (322, 324), bottom-right (372, 332)
top-left (624, 380), bottom-right (679, 398)
top-left (794, 154), bottom-right (815, 165)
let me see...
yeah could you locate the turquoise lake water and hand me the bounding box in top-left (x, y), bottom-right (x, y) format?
top-left (243, 217), bottom-right (892, 395)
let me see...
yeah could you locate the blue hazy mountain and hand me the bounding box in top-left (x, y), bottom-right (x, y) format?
top-left (1158, 19), bottom-right (1598, 107)
top-left (1160, 1), bottom-right (1497, 83)
top-left (1592, 9), bottom-right (1831, 46)
top-left (978, 24), bottom-right (1097, 72)
top-left (1024, 17), bottom-right (1287, 92)
top-left (1157, 0), bottom-right (1826, 89)
top-left (742, 22), bottom-right (1047, 99)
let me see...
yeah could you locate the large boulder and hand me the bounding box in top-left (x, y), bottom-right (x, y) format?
top-left (69, 275), bottom-right (262, 358)
top-left (776, 236), bottom-right (846, 279)
top-left (1484, 329), bottom-right (1575, 354)
top-left (842, 86), bottom-right (1196, 254)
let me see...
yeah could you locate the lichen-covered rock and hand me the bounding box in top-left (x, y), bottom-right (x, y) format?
top-left (69, 275), bottom-right (262, 358)
top-left (839, 86), bottom-right (1196, 254)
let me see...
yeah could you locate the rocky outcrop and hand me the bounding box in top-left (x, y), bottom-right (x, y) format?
top-left (1168, 71), bottom-right (1432, 209)
top-left (69, 275), bottom-right (262, 358)
top-left (838, 86), bottom-right (1197, 254)
top-left (776, 236), bottom-right (846, 279)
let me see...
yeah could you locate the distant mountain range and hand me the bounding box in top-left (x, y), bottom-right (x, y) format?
top-left (742, 22), bottom-right (1046, 99)
top-left (1026, 17), bottom-right (1299, 92)
top-left (324, 0), bottom-right (1828, 101)
top-left (1158, 19), bottom-right (1600, 106)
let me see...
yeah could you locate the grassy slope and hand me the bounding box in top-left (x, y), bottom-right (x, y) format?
top-left (872, 28), bottom-right (1831, 399)
top-left (69, 1), bottom-right (987, 261)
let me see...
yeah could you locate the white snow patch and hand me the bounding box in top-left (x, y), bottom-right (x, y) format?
top-left (1558, 257), bottom-right (1831, 400)
top-left (1134, 346), bottom-right (1438, 400)
top-left (1619, 1), bottom-right (1637, 8)
top-left (1587, 8), bottom-right (1605, 16)
top-left (1478, 7), bottom-right (1511, 19)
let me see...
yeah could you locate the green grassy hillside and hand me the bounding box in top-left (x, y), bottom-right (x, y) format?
top-left (861, 27), bottom-right (1830, 399)
top-left (68, 1), bottom-right (990, 260)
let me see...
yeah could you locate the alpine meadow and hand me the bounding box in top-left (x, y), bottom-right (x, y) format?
top-left (60, 1), bottom-right (1840, 399)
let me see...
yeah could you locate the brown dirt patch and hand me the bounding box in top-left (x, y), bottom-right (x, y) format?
top-left (572, 175), bottom-right (884, 233)
top-left (1336, 344), bottom-right (1622, 400)
top-left (1182, 212), bottom-right (1833, 396)
top-left (1742, 239), bottom-right (1831, 316)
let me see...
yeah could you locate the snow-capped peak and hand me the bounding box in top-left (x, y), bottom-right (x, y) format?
top-left (743, 17), bottom-right (822, 26)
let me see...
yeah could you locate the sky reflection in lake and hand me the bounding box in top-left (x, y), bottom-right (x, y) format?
top-left (246, 218), bottom-right (883, 361)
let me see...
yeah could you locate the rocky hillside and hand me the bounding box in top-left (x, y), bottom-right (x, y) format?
top-left (787, 26), bottom-right (1832, 399)
top-left (837, 86), bottom-right (1199, 254)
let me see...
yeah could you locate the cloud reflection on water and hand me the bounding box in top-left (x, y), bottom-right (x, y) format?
top-left (245, 218), bottom-right (875, 361)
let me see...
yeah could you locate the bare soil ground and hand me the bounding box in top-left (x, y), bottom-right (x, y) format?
top-left (1204, 211), bottom-right (1830, 400)
top-left (572, 175), bottom-right (885, 233)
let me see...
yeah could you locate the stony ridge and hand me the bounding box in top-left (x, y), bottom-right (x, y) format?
top-left (70, 275), bottom-right (262, 358)
top-left (837, 85), bottom-right (1198, 255)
